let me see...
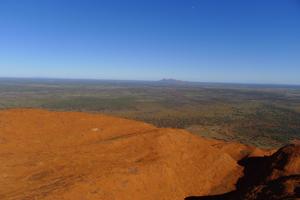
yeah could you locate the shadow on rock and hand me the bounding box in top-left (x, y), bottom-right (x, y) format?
top-left (185, 144), bottom-right (300, 200)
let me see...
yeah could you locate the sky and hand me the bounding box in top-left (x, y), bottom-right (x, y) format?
top-left (0, 0), bottom-right (300, 84)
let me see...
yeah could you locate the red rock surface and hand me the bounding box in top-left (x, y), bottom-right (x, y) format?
top-left (0, 109), bottom-right (247, 200)
top-left (1, 109), bottom-right (292, 200)
top-left (186, 144), bottom-right (300, 200)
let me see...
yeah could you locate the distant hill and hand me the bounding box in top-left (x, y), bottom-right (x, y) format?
top-left (158, 78), bottom-right (188, 84)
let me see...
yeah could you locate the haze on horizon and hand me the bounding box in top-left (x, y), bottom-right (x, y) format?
top-left (0, 0), bottom-right (300, 84)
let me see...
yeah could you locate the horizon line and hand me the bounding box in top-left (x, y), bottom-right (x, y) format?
top-left (0, 76), bottom-right (300, 87)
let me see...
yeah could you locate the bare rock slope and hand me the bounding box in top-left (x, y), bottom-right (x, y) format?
top-left (0, 109), bottom-right (277, 200)
top-left (186, 144), bottom-right (300, 200)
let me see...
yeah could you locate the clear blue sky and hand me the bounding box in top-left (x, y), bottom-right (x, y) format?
top-left (0, 0), bottom-right (300, 84)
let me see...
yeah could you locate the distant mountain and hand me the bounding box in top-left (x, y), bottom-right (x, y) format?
top-left (158, 78), bottom-right (188, 84)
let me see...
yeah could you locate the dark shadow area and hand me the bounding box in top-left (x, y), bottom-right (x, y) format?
top-left (185, 155), bottom-right (270, 200)
top-left (185, 144), bottom-right (300, 200)
top-left (236, 156), bottom-right (270, 190)
top-left (185, 191), bottom-right (234, 200)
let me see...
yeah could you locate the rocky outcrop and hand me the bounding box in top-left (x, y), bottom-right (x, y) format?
top-left (185, 144), bottom-right (300, 200)
top-left (0, 109), bottom-right (244, 200)
top-left (0, 109), bottom-right (297, 200)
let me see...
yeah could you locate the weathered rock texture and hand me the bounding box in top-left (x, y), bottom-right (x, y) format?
top-left (186, 144), bottom-right (300, 200)
top-left (0, 109), bottom-right (288, 200)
